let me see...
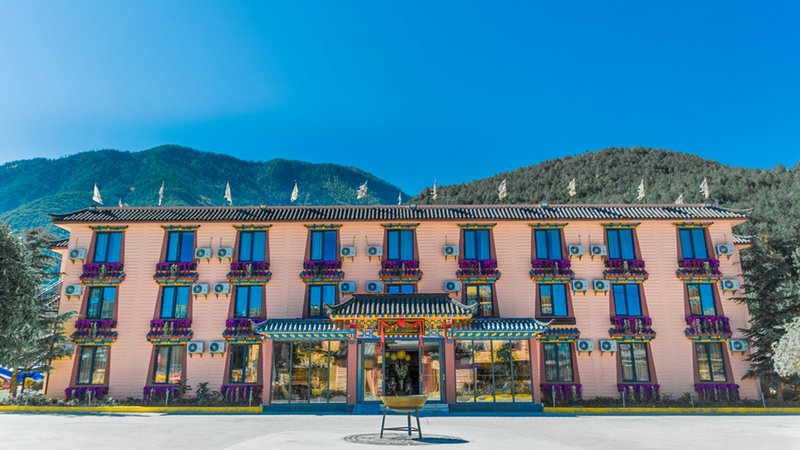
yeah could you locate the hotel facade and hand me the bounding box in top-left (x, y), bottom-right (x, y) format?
top-left (46, 204), bottom-right (756, 409)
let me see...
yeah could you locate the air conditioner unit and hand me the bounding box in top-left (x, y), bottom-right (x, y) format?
top-left (589, 244), bottom-right (607, 257)
top-left (367, 245), bottom-right (383, 257)
top-left (366, 281), bottom-right (383, 293)
top-left (208, 341), bottom-right (226, 354)
top-left (340, 245), bottom-right (356, 258)
top-left (68, 248), bottom-right (86, 261)
top-left (599, 339), bottom-right (617, 352)
top-left (568, 244), bottom-right (585, 257)
top-left (444, 280), bottom-right (462, 292)
top-left (187, 341), bottom-right (204, 354)
top-left (577, 339), bottom-right (594, 352)
top-left (192, 283), bottom-right (209, 295)
top-left (721, 278), bottom-right (740, 292)
top-left (443, 244), bottom-right (459, 257)
top-left (213, 282), bottom-right (230, 295)
top-left (571, 279), bottom-right (588, 292)
top-left (64, 284), bottom-right (83, 297)
top-left (715, 244), bottom-right (734, 257)
top-left (217, 247), bottom-right (234, 259)
top-left (593, 279), bottom-right (610, 292)
top-left (729, 339), bottom-right (749, 353)
top-left (194, 247), bottom-right (212, 260)
top-left (339, 281), bottom-right (356, 293)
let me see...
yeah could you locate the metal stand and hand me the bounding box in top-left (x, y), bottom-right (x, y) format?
top-left (380, 408), bottom-right (422, 439)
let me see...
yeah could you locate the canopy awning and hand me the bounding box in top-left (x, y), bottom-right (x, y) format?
top-left (450, 318), bottom-right (551, 339)
top-left (326, 293), bottom-right (477, 321)
top-left (255, 319), bottom-right (352, 340)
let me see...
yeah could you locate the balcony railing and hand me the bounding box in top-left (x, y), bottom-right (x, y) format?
top-left (540, 383), bottom-right (582, 403)
top-left (228, 261), bottom-right (272, 282)
top-left (154, 262), bottom-right (198, 281)
top-left (80, 262), bottom-right (125, 282)
top-left (147, 319), bottom-right (193, 341)
top-left (685, 315), bottom-right (732, 338)
top-left (223, 318), bottom-right (258, 338)
top-left (65, 386), bottom-right (108, 401)
top-left (529, 259), bottom-right (574, 280)
top-left (379, 260), bottom-right (423, 279)
top-left (71, 319), bottom-right (118, 342)
top-left (617, 383), bottom-right (660, 401)
top-left (695, 383), bottom-right (740, 401)
top-left (610, 316), bottom-right (655, 337)
top-left (603, 259), bottom-right (648, 280)
top-left (457, 259), bottom-right (500, 279)
top-left (677, 258), bottom-right (721, 279)
top-left (300, 260), bottom-right (344, 281)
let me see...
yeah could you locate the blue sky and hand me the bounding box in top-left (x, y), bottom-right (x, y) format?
top-left (0, 1), bottom-right (797, 193)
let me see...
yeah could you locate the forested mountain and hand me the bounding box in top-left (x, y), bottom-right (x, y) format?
top-left (412, 147), bottom-right (800, 238)
top-left (0, 145), bottom-right (407, 235)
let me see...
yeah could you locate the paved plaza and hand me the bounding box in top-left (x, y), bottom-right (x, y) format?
top-left (0, 413), bottom-right (798, 449)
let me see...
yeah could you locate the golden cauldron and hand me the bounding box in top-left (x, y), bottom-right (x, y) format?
top-left (379, 395), bottom-right (428, 438)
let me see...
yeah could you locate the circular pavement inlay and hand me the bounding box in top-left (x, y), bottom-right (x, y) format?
top-left (343, 433), bottom-right (469, 446)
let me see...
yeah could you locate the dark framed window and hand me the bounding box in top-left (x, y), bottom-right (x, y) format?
top-left (229, 344), bottom-right (259, 384)
top-left (543, 342), bottom-right (574, 382)
top-left (539, 283), bottom-right (569, 316)
top-left (386, 229), bottom-right (414, 261)
top-left (463, 229), bottom-right (491, 260)
top-left (534, 229), bottom-right (563, 260)
top-left (619, 343), bottom-right (651, 382)
top-left (687, 284), bottom-right (717, 316)
top-left (679, 228), bottom-right (709, 259)
top-left (165, 231), bottom-right (195, 263)
top-left (310, 230), bottom-right (338, 262)
top-left (234, 285), bottom-right (263, 318)
top-left (387, 284), bottom-right (415, 294)
top-left (152, 345), bottom-right (184, 384)
top-left (160, 286), bottom-right (190, 319)
top-left (271, 340), bottom-right (349, 404)
top-left (308, 284), bottom-right (337, 317)
top-left (465, 284), bottom-right (494, 317)
top-left (92, 232), bottom-right (122, 263)
top-left (86, 286), bottom-right (116, 319)
top-left (607, 228), bottom-right (636, 260)
top-left (695, 342), bottom-right (727, 382)
top-left (76, 346), bottom-right (108, 385)
top-left (612, 284), bottom-right (642, 316)
top-left (238, 231), bottom-right (266, 262)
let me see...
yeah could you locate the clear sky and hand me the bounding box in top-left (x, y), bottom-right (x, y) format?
top-left (0, 1), bottom-right (797, 193)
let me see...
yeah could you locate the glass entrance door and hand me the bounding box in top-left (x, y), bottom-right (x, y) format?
top-left (358, 340), bottom-right (443, 402)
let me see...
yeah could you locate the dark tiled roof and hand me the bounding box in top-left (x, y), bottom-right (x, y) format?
top-left (733, 234), bottom-right (753, 245)
top-left (450, 318), bottom-right (550, 339)
top-left (49, 204), bottom-right (749, 224)
top-left (327, 293), bottom-right (477, 318)
top-left (254, 319), bottom-right (351, 340)
top-left (49, 238), bottom-right (69, 248)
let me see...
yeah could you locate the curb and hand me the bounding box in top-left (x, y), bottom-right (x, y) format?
top-left (0, 406), bottom-right (262, 414)
top-left (544, 407), bottom-right (800, 415)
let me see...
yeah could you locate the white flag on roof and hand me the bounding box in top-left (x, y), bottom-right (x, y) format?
top-left (356, 180), bottom-right (368, 199)
top-left (92, 183), bottom-right (103, 205)
top-left (118, 197), bottom-right (124, 208)
top-left (675, 193), bottom-right (684, 204)
top-left (498, 179), bottom-right (508, 200)
top-left (699, 177), bottom-right (710, 199)
top-left (567, 178), bottom-right (577, 197)
top-left (224, 181), bottom-right (233, 205)
top-left (636, 179), bottom-right (645, 201)
top-left (290, 181), bottom-right (299, 203)
top-left (397, 191), bottom-right (402, 205)
top-left (431, 179), bottom-right (438, 201)
top-left (158, 181), bottom-right (165, 206)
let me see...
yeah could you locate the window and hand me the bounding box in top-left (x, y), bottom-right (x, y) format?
top-left (543, 343), bottom-right (574, 382)
top-left (229, 344), bottom-right (259, 384)
top-left (92, 232), bottom-right (122, 263)
top-left (539, 283), bottom-right (569, 316)
top-left (234, 285), bottom-right (263, 318)
top-left (165, 231), bottom-right (195, 263)
top-left (612, 284), bottom-right (642, 316)
top-left (160, 286), bottom-right (190, 319)
top-left (607, 228), bottom-right (636, 260)
top-left (465, 284), bottom-right (493, 317)
top-left (271, 340), bottom-right (349, 404)
top-left (237, 231), bottom-right (266, 262)
top-left (463, 229), bottom-right (491, 260)
top-left (679, 228), bottom-right (709, 259)
top-left (386, 229), bottom-right (414, 260)
top-left (619, 343), bottom-right (651, 382)
top-left (152, 345), bottom-right (184, 384)
top-left (695, 343), bottom-right (727, 382)
top-left (86, 286), bottom-right (116, 319)
top-left (687, 284), bottom-right (717, 316)
top-left (387, 284), bottom-right (415, 294)
top-left (307, 284), bottom-right (336, 317)
top-left (454, 340), bottom-right (532, 403)
top-left (310, 230), bottom-right (338, 261)
top-left (76, 346), bottom-right (108, 385)
top-left (534, 229), bottom-right (563, 260)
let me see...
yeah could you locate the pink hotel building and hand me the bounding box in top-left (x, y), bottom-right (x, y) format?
top-left (46, 203), bottom-right (756, 410)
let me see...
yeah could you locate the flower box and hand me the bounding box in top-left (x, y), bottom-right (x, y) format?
top-left (300, 260), bottom-right (344, 281)
top-left (154, 262), bottom-right (198, 281)
top-left (540, 382), bottom-right (582, 403)
top-left (609, 316), bottom-right (656, 338)
top-left (65, 385), bottom-right (108, 401)
top-left (529, 259), bottom-right (574, 280)
top-left (684, 315), bottom-right (732, 339)
top-left (603, 259), bottom-right (648, 280)
top-left (220, 384), bottom-right (262, 403)
top-left (695, 383), bottom-right (739, 401)
top-left (80, 262), bottom-right (125, 281)
top-left (457, 259), bottom-right (501, 280)
top-left (228, 261), bottom-right (272, 282)
top-left (617, 383), bottom-right (660, 401)
top-left (71, 319), bottom-right (118, 342)
top-left (147, 319), bottom-right (193, 341)
top-left (223, 318), bottom-right (258, 338)
top-left (143, 384), bottom-right (183, 400)
top-left (677, 258), bottom-right (721, 279)
top-left (379, 260), bottom-right (423, 279)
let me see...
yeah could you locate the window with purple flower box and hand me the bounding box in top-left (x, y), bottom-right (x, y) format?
top-left (679, 227), bottom-right (709, 259)
top-left (76, 345), bottom-right (108, 385)
top-left (92, 231), bottom-right (123, 263)
top-left (86, 286), bottom-right (116, 320)
top-left (165, 230), bottom-right (195, 263)
top-left (229, 344), bottom-right (260, 384)
top-left (619, 343), bottom-right (651, 382)
top-left (310, 230), bottom-right (338, 262)
top-left (463, 229), bottom-right (491, 261)
top-left (160, 286), bottom-right (190, 319)
top-left (152, 345), bottom-right (185, 384)
top-left (695, 342), bottom-right (727, 383)
top-left (534, 229), bottom-right (563, 260)
top-left (606, 228), bottom-right (636, 260)
top-left (687, 283), bottom-right (718, 316)
top-left (234, 285), bottom-right (263, 319)
top-left (386, 229), bottom-right (414, 261)
top-left (238, 231), bottom-right (266, 262)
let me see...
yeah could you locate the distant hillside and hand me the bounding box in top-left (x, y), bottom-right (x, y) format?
top-left (412, 147), bottom-right (800, 237)
top-left (0, 145), bottom-right (407, 235)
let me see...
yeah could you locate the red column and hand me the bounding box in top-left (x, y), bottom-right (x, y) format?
top-left (262, 340), bottom-right (273, 405)
top-left (530, 338), bottom-right (541, 403)
top-left (444, 340), bottom-right (456, 404)
top-left (347, 340), bottom-right (358, 405)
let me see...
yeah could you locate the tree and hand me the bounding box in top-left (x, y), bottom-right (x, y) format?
top-left (773, 316), bottom-right (800, 378)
